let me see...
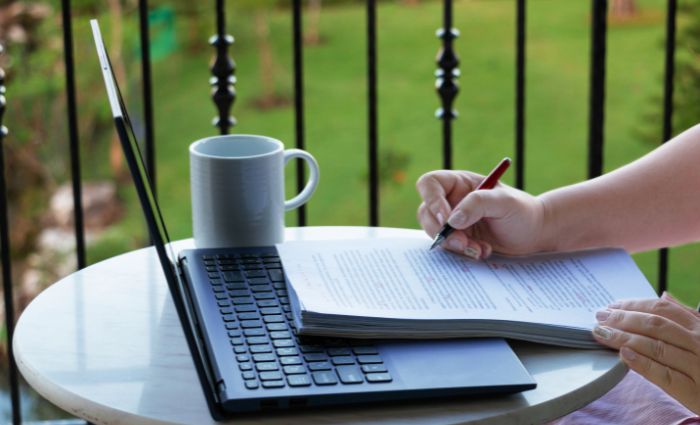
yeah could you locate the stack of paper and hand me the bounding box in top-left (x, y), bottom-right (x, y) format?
top-left (276, 237), bottom-right (658, 348)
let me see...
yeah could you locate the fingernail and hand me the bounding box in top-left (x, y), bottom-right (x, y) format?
top-left (464, 246), bottom-right (481, 260)
top-left (593, 325), bottom-right (613, 340)
top-left (448, 239), bottom-right (465, 252)
top-left (595, 309), bottom-right (611, 322)
top-left (448, 211), bottom-right (467, 228)
top-left (608, 302), bottom-right (621, 309)
top-left (620, 346), bottom-right (637, 361)
top-left (436, 212), bottom-right (445, 226)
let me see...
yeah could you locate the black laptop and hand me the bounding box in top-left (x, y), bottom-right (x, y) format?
top-left (91, 19), bottom-right (536, 420)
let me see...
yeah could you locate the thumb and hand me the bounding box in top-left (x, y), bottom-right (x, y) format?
top-left (446, 190), bottom-right (512, 230)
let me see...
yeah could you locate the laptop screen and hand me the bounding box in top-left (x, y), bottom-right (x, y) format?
top-left (90, 19), bottom-right (177, 266)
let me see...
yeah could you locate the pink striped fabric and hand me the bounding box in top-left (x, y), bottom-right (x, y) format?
top-left (548, 371), bottom-right (700, 425)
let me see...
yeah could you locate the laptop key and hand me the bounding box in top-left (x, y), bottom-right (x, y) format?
top-left (336, 365), bottom-right (364, 384)
top-left (220, 307), bottom-right (234, 315)
top-left (252, 353), bottom-right (275, 363)
top-left (212, 285), bottom-right (225, 293)
top-left (250, 284), bottom-right (273, 293)
top-left (254, 292), bottom-right (276, 300)
top-left (215, 293), bottom-right (227, 300)
top-left (352, 346), bottom-right (379, 355)
top-left (266, 325), bottom-right (287, 334)
top-left (299, 345), bottom-right (324, 353)
top-left (243, 264), bottom-right (264, 271)
top-left (308, 361), bottom-right (332, 371)
top-left (223, 271), bottom-right (244, 282)
top-left (259, 371), bottom-right (284, 381)
top-left (232, 296), bottom-right (254, 305)
top-left (228, 330), bottom-right (242, 338)
top-left (234, 304), bottom-right (257, 313)
top-left (357, 355), bottom-right (383, 364)
top-left (249, 344), bottom-right (273, 354)
top-left (331, 356), bottom-right (355, 366)
top-left (245, 380), bottom-right (259, 390)
top-left (245, 270), bottom-right (267, 278)
top-left (230, 337), bottom-right (244, 346)
top-left (208, 272), bottom-right (220, 279)
top-left (226, 282), bottom-right (247, 290)
top-left (236, 354), bottom-right (250, 362)
top-left (256, 362), bottom-right (279, 372)
top-left (303, 353), bottom-right (327, 362)
top-left (242, 371), bottom-right (256, 380)
top-left (237, 312), bottom-right (260, 321)
top-left (247, 336), bottom-right (270, 345)
top-left (240, 320), bottom-right (263, 328)
top-left (272, 282), bottom-right (286, 290)
top-left (233, 346), bottom-right (247, 354)
top-left (261, 380), bottom-right (285, 389)
top-left (273, 339), bottom-right (294, 348)
top-left (279, 356), bottom-right (302, 366)
top-left (269, 270), bottom-right (285, 282)
top-left (287, 374), bottom-right (312, 387)
top-left (225, 322), bottom-right (239, 330)
top-left (264, 315), bottom-right (285, 324)
top-left (365, 373), bottom-right (392, 383)
top-left (276, 347), bottom-right (299, 357)
top-left (269, 331), bottom-right (291, 339)
top-left (260, 307), bottom-right (282, 315)
top-left (361, 364), bottom-right (387, 373)
top-left (229, 289), bottom-right (249, 297)
top-left (243, 328), bottom-right (266, 337)
top-left (217, 300), bottom-right (230, 308)
top-left (311, 371), bottom-right (338, 385)
top-left (283, 365), bottom-right (305, 375)
top-left (257, 300), bottom-right (279, 308)
top-left (222, 314), bottom-right (237, 322)
top-left (277, 290), bottom-right (289, 297)
top-left (328, 348), bottom-right (352, 356)
top-left (279, 297), bottom-right (290, 305)
top-left (239, 362), bottom-right (253, 371)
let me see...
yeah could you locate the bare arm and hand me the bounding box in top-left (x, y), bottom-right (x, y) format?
top-left (539, 124), bottom-right (700, 253)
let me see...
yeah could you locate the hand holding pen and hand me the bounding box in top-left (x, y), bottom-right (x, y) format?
top-left (416, 157), bottom-right (545, 259)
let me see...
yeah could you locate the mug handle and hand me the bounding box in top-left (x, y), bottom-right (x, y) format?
top-left (283, 149), bottom-right (320, 211)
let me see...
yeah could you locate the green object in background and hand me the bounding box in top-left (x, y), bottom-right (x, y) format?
top-left (147, 7), bottom-right (177, 61)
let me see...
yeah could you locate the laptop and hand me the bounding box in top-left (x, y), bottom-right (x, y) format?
top-left (91, 19), bottom-right (536, 419)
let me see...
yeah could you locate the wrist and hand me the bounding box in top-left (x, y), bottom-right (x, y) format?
top-left (535, 193), bottom-right (560, 253)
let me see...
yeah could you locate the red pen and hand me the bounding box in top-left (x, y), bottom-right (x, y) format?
top-left (429, 157), bottom-right (512, 250)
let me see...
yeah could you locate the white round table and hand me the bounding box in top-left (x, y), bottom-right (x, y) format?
top-left (14, 227), bottom-right (627, 424)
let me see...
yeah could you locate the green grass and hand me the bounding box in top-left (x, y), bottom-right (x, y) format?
top-left (82, 0), bottom-right (700, 306)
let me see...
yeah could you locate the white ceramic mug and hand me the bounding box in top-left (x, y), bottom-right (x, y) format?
top-left (190, 134), bottom-right (319, 248)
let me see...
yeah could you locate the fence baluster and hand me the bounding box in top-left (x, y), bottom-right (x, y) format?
top-left (0, 44), bottom-right (21, 425)
top-left (515, 0), bottom-right (526, 189)
top-left (658, 0), bottom-right (677, 295)
top-left (436, 0), bottom-right (459, 171)
top-left (61, 0), bottom-right (86, 270)
top-left (587, 0), bottom-right (607, 179)
top-left (292, 0), bottom-right (307, 226)
top-left (139, 0), bottom-right (156, 195)
top-left (211, 0), bottom-right (236, 135)
top-left (367, 0), bottom-right (379, 226)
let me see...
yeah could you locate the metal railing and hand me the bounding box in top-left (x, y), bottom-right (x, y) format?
top-left (0, 0), bottom-right (682, 423)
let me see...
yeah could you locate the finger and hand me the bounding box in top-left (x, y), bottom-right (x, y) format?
top-left (596, 308), bottom-right (698, 352)
top-left (612, 298), bottom-right (699, 331)
top-left (662, 292), bottom-right (700, 319)
top-left (446, 189), bottom-right (514, 230)
top-left (416, 172), bottom-right (459, 223)
top-left (417, 203), bottom-right (442, 237)
top-left (592, 323), bottom-right (698, 379)
top-left (443, 232), bottom-right (482, 260)
top-left (618, 346), bottom-right (697, 409)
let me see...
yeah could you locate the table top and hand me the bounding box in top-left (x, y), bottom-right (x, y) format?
top-left (14, 226), bottom-right (627, 425)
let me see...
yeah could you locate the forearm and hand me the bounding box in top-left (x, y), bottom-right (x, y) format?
top-left (538, 124), bottom-right (700, 253)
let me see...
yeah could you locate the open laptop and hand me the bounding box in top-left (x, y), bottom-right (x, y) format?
top-left (91, 19), bottom-right (536, 419)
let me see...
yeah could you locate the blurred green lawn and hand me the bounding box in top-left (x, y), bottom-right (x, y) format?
top-left (86, 0), bottom-right (700, 306)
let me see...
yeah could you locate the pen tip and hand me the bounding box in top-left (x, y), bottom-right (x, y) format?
top-left (430, 235), bottom-right (444, 251)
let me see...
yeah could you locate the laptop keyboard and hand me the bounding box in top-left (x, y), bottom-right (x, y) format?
top-left (203, 252), bottom-right (392, 390)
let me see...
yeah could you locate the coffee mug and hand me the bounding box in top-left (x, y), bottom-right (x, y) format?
top-left (190, 134), bottom-right (319, 248)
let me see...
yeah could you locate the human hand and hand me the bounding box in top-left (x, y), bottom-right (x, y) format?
top-left (593, 292), bottom-right (700, 415)
top-left (416, 170), bottom-right (547, 259)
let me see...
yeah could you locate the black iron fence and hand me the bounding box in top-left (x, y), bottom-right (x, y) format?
top-left (0, 0), bottom-right (683, 423)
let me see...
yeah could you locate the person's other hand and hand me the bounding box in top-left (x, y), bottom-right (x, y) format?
top-left (416, 170), bottom-right (547, 259)
top-left (593, 292), bottom-right (700, 415)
